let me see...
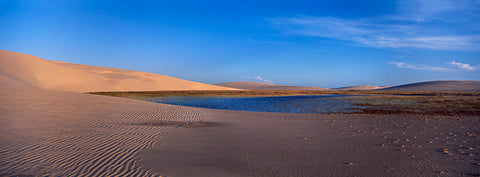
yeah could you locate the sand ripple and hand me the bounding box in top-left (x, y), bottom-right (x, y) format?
top-left (0, 87), bottom-right (205, 176)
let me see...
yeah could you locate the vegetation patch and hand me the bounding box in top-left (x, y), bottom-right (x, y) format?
top-left (342, 95), bottom-right (480, 116)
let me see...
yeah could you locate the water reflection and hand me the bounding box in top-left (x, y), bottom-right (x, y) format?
top-left (142, 95), bottom-right (364, 113)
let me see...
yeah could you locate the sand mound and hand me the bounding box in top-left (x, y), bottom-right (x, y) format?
top-left (383, 80), bottom-right (480, 91)
top-left (215, 81), bottom-right (330, 90)
top-left (335, 85), bottom-right (389, 91)
top-left (0, 50), bottom-right (237, 92)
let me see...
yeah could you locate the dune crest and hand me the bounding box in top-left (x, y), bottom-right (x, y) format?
top-left (215, 81), bottom-right (330, 90)
top-left (0, 50), bottom-right (237, 92)
top-left (383, 80), bottom-right (480, 91)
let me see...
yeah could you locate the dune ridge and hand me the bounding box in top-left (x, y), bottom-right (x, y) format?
top-left (0, 50), bottom-right (236, 92)
top-left (383, 80), bottom-right (480, 91)
top-left (215, 81), bottom-right (330, 90)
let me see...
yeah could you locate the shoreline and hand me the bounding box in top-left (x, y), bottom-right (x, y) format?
top-left (90, 90), bottom-right (480, 98)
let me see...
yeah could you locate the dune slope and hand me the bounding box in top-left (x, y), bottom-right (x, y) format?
top-left (383, 80), bottom-right (480, 91)
top-left (215, 81), bottom-right (330, 90)
top-left (0, 50), bottom-right (236, 92)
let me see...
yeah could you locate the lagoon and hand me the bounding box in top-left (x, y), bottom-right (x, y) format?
top-left (141, 95), bottom-right (363, 113)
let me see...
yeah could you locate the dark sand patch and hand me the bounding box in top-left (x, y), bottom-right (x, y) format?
top-left (138, 110), bottom-right (480, 177)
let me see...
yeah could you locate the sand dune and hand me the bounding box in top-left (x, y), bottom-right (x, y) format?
top-left (0, 50), bottom-right (236, 92)
top-left (215, 81), bottom-right (330, 90)
top-left (383, 80), bottom-right (480, 91)
top-left (334, 85), bottom-right (389, 91)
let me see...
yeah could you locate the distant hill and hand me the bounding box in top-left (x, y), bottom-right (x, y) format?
top-left (215, 81), bottom-right (331, 90)
top-left (334, 85), bottom-right (389, 91)
top-left (383, 80), bottom-right (480, 91)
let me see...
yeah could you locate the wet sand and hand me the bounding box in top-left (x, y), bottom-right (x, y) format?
top-left (139, 110), bottom-right (480, 177)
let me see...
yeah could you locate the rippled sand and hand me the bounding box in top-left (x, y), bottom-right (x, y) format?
top-left (0, 86), bottom-right (205, 176)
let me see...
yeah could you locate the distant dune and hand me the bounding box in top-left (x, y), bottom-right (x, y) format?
top-left (334, 85), bottom-right (389, 91)
top-left (383, 80), bottom-right (480, 91)
top-left (215, 81), bottom-right (331, 90)
top-left (0, 50), bottom-right (237, 92)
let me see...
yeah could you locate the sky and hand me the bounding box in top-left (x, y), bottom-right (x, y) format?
top-left (1, 0), bottom-right (479, 88)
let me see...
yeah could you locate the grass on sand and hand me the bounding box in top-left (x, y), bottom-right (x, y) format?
top-left (342, 95), bottom-right (480, 116)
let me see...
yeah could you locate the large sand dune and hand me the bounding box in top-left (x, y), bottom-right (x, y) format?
top-left (0, 50), bottom-right (236, 92)
top-left (215, 81), bottom-right (330, 90)
top-left (383, 80), bottom-right (480, 91)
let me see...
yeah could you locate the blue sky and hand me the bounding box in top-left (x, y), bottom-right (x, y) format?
top-left (1, 0), bottom-right (479, 88)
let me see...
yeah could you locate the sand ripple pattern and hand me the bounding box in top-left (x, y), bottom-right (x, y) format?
top-left (0, 90), bottom-right (205, 177)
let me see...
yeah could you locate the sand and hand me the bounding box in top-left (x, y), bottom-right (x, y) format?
top-left (215, 81), bottom-right (331, 90)
top-left (3, 84), bottom-right (479, 176)
top-left (0, 82), bottom-right (210, 176)
top-left (1, 50), bottom-right (479, 176)
top-left (0, 50), bottom-right (237, 92)
top-left (139, 110), bottom-right (480, 177)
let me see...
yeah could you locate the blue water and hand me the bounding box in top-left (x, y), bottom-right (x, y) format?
top-left (141, 95), bottom-right (363, 113)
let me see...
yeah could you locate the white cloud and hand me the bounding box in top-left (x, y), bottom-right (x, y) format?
top-left (389, 61), bottom-right (454, 71)
top-left (250, 76), bottom-right (273, 83)
top-left (448, 61), bottom-right (476, 71)
top-left (394, 0), bottom-right (480, 22)
top-left (269, 16), bottom-right (480, 50)
top-left (269, 0), bottom-right (480, 50)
